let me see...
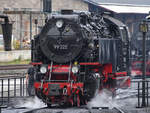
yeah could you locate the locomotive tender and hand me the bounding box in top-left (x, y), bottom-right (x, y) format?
top-left (30, 10), bottom-right (130, 107)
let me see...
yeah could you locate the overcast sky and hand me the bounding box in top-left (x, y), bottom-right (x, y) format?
top-left (91, 0), bottom-right (150, 5)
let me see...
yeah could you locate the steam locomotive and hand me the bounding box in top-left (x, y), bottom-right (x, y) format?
top-left (30, 10), bottom-right (130, 107)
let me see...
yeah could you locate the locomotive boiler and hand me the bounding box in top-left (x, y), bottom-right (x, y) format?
top-left (30, 10), bottom-right (130, 107)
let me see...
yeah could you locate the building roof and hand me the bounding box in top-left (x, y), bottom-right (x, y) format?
top-left (85, 0), bottom-right (150, 6)
top-left (99, 4), bottom-right (150, 14)
top-left (84, 0), bottom-right (150, 14)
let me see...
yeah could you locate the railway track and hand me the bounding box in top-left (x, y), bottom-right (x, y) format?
top-left (0, 64), bottom-right (31, 70)
top-left (20, 106), bottom-right (126, 113)
top-left (89, 107), bottom-right (125, 113)
top-left (113, 107), bottom-right (125, 113)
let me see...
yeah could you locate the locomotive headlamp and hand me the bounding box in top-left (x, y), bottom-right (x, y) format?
top-left (56, 20), bottom-right (64, 28)
top-left (40, 66), bottom-right (47, 74)
top-left (88, 42), bottom-right (94, 49)
top-left (72, 66), bottom-right (79, 74)
top-left (131, 50), bottom-right (136, 55)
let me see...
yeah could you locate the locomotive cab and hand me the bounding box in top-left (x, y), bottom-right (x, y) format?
top-left (30, 11), bottom-right (130, 107)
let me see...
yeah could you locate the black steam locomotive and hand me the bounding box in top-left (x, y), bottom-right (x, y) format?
top-left (30, 10), bottom-right (130, 107)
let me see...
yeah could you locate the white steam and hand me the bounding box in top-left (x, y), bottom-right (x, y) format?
top-left (17, 96), bottom-right (46, 109)
top-left (87, 88), bottom-right (137, 109)
top-left (87, 89), bottom-right (118, 109)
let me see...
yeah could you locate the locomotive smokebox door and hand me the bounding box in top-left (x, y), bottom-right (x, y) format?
top-left (99, 39), bottom-right (121, 72)
top-left (48, 84), bottom-right (61, 96)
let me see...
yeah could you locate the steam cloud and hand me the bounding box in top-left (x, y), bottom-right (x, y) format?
top-left (87, 89), bottom-right (118, 109)
top-left (17, 96), bottom-right (46, 109)
top-left (87, 88), bottom-right (137, 109)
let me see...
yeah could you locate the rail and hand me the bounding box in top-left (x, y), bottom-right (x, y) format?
top-left (20, 106), bottom-right (126, 113)
top-left (88, 106), bottom-right (125, 113)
